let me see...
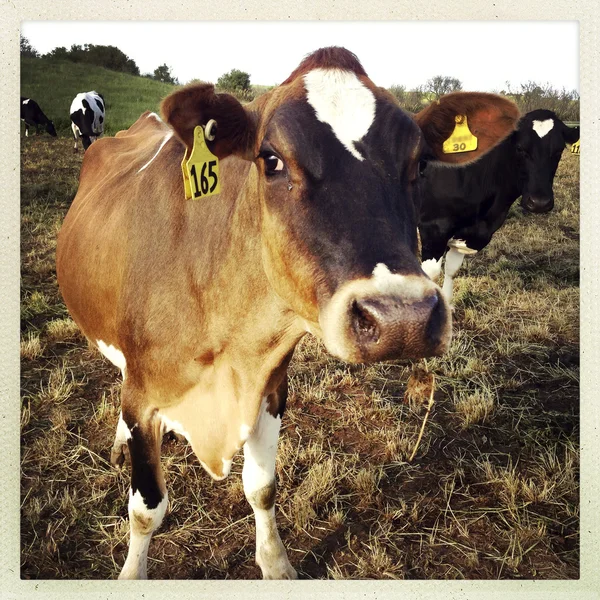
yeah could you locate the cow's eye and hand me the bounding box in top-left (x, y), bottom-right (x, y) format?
top-left (418, 159), bottom-right (428, 177)
top-left (263, 154), bottom-right (284, 175)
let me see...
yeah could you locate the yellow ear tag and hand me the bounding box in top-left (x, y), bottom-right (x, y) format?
top-left (442, 115), bottom-right (478, 154)
top-left (182, 124), bottom-right (220, 200)
top-left (570, 139), bottom-right (580, 154)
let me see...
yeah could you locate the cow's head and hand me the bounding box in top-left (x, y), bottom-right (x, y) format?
top-left (515, 109), bottom-right (579, 214)
top-left (162, 48), bottom-right (492, 363)
top-left (46, 121), bottom-right (57, 137)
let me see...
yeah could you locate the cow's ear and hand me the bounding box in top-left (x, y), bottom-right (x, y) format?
top-left (563, 124), bottom-right (580, 145)
top-left (161, 83), bottom-right (255, 160)
top-left (415, 92), bottom-right (520, 165)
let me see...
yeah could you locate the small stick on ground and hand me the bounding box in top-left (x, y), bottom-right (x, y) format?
top-left (408, 372), bottom-right (436, 462)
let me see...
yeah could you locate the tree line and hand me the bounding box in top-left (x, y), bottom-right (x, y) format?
top-left (21, 35), bottom-right (179, 84)
top-left (21, 36), bottom-right (579, 121)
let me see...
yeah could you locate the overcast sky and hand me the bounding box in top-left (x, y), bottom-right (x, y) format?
top-left (22, 21), bottom-right (579, 92)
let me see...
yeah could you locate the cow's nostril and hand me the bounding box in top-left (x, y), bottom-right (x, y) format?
top-left (351, 299), bottom-right (380, 345)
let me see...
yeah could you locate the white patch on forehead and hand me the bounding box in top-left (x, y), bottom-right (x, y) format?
top-left (138, 132), bottom-right (173, 173)
top-left (304, 68), bottom-right (376, 161)
top-left (532, 119), bottom-right (555, 138)
top-left (22, 98), bottom-right (30, 105)
top-left (97, 340), bottom-right (126, 372)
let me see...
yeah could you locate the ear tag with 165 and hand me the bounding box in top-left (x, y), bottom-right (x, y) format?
top-left (181, 122), bottom-right (220, 200)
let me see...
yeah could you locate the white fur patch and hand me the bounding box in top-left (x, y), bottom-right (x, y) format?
top-left (115, 411), bottom-right (132, 442)
top-left (371, 263), bottom-right (434, 301)
top-left (138, 132), bottom-right (173, 173)
top-left (159, 414), bottom-right (191, 441)
top-left (22, 98), bottom-right (30, 105)
top-left (147, 112), bottom-right (162, 121)
top-left (532, 118), bottom-right (555, 139)
top-left (421, 257), bottom-right (443, 282)
top-left (240, 423), bottom-right (252, 444)
top-left (243, 398), bottom-right (281, 494)
top-left (304, 68), bottom-right (376, 161)
top-left (97, 339), bottom-right (126, 372)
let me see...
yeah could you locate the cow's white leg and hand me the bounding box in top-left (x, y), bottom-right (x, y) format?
top-left (118, 394), bottom-right (167, 580)
top-left (243, 400), bottom-right (296, 580)
top-left (442, 247), bottom-right (466, 303)
top-left (120, 489), bottom-right (168, 580)
top-left (71, 122), bottom-right (79, 152)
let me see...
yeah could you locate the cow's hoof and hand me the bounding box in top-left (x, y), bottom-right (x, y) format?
top-left (259, 558), bottom-right (298, 580)
top-left (110, 442), bottom-right (130, 468)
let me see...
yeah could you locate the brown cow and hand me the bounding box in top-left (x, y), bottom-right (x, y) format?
top-left (56, 47), bottom-right (508, 579)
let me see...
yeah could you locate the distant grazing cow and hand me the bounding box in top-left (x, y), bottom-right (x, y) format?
top-left (415, 93), bottom-right (580, 302)
top-left (20, 97), bottom-right (57, 137)
top-left (70, 91), bottom-right (105, 152)
top-left (56, 48), bottom-right (512, 580)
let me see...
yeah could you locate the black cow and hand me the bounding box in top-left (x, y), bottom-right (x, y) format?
top-left (20, 97), bottom-right (57, 137)
top-left (417, 99), bottom-right (580, 302)
top-left (69, 91), bottom-right (106, 152)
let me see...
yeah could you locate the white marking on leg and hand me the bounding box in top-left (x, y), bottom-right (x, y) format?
top-left (532, 118), bottom-right (555, 138)
top-left (421, 257), bottom-right (443, 282)
top-left (25, 128), bottom-right (28, 137)
top-left (442, 248), bottom-right (467, 303)
top-left (119, 489), bottom-right (168, 580)
top-left (97, 339), bottom-right (127, 375)
top-left (242, 398), bottom-right (296, 579)
top-left (138, 133), bottom-right (173, 173)
top-left (304, 68), bottom-right (375, 161)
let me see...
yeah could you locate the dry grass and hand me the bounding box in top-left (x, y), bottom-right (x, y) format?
top-left (20, 137), bottom-right (579, 580)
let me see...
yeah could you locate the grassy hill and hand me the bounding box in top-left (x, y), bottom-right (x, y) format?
top-left (21, 57), bottom-right (179, 137)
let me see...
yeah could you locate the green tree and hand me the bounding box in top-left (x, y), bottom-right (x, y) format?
top-left (153, 64), bottom-right (178, 84)
top-left (425, 75), bottom-right (463, 99)
top-left (43, 43), bottom-right (140, 76)
top-left (20, 35), bottom-right (39, 58)
top-left (217, 68), bottom-right (251, 93)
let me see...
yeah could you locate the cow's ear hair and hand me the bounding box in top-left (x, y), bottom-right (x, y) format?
top-left (161, 83), bottom-right (255, 160)
top-left (563, 124), bottom-right (580, 145)
top-left (415, 92), bottom-right (520, 165)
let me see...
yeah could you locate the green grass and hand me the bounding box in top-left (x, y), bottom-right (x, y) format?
top-left (21, 57), bottom-right (179, 136)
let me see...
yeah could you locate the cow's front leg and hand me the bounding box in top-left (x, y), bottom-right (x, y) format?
top-left (118, 388), bottom-right (168, 580)
top-left (243, 395), bottom-right (296, 580)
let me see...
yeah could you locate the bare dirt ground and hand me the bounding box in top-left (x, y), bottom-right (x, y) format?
top-left (21, 137), bottom-right (579, 579)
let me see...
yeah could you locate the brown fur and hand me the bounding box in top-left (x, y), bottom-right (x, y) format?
top-left (280, 46), bottom-right (367, 85)
top-left (415, 92), bottom-right (520, 164)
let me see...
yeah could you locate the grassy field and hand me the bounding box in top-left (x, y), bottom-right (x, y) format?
top-left (21, 57), bottom-right (179, 136)
top-left (20, 130), bottom-right (579, 579)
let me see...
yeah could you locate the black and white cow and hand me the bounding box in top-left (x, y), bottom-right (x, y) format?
top-left (70, 91), bottom-right (106, 152)
top-left (417, 104), bottom-right (580, 302)
top-left (21, 97), bottom-right (57, 137)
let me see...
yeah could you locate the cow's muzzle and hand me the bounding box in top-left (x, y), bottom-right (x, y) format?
top-left (520, 194), bottom-right (554, 214)
top-left (319, 270), bottom-right (452, 363)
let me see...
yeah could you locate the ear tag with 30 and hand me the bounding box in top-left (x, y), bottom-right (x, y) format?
top-left (443, 115), bottom-right (478, 154)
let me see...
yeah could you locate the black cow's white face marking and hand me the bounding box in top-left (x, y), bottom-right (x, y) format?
top-left (303, 68), bottom-right (376, 161)
top-left (532, 118), bottom-right (554, 138)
